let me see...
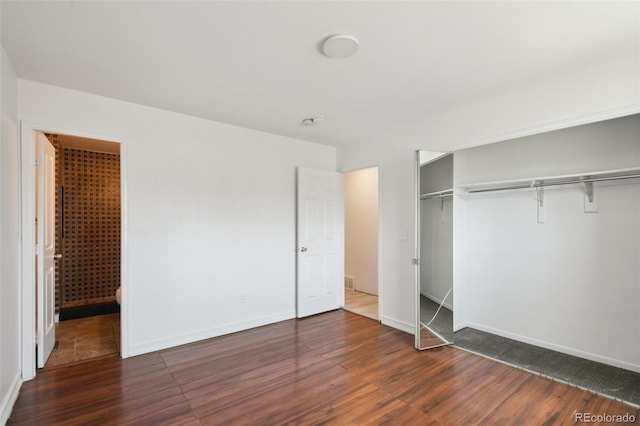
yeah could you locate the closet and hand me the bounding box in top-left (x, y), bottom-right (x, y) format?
top-left (453, 113), bottom-right (640, 371)
top-left (416, 152), bottom-right (454, 349)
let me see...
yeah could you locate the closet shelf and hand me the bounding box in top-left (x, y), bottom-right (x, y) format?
top-left (458, 167), bottom-right (640, 195)
top-left (420, 189), bottom-right (454, 200)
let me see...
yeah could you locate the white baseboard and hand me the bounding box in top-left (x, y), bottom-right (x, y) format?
top-left (130, 310), bottom-right (417, 357)
top-left (462, 322), bottom-right (640, 374)
top-left (128, 310), bottom-right (296, 357)
top-left (1, 373), bottom-right (22, 425)
top-left (380, 315), bottom-right (414, 334)
top-left (453, 321), bottom-right (469, 333)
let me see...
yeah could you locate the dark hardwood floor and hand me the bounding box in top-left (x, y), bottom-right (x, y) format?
top-left (9, 310), bottom-right (639, 425)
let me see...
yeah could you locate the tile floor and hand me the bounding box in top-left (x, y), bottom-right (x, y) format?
top-left (343, 288), bottom-right (378, 320)
top-left (44, 313), bottom-right (120, 368)
top-left (454, 327), bottom-right (640, 406)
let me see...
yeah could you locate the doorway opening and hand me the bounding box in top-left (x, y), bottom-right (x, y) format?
top-left (21, 125), bottom-right (127, 381)
top-left (38, 132), bottom-right (122, 368)
top-left (342, 166), bottom-right (379, 320)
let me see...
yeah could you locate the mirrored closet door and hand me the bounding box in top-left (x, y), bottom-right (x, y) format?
top-left (416, 151), bottom-right (454, 350)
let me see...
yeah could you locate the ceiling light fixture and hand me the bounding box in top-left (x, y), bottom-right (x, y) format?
top-left (322, 34), bottom-right (359, 58)
top-left (301, 115), bottom-right (326, 126)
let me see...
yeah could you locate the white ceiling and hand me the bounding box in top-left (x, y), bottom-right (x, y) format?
top-left (2, 1), bottom-right (639, 150)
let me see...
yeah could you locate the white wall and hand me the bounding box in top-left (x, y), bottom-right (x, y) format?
top-left (338, 145), bottom-right (415, 333)
top-left (0, 45), bottom-right (22, 424)
top-left (414, 53), bottom-right (639, 152)
top-left (344, 167), bottom-right (378, 295)
top-left (18, 80), bottom-right (336, 357)
top-left (454, 114), bottom-right (640, 372)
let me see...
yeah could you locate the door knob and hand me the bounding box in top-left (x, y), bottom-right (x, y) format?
top-left (53, 253), bottom-right (63, 260)
top-left (300, 247), bottom-right (307, 252)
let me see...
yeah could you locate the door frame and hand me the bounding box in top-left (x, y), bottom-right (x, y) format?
top-left (339, 162), bottom-right (382, 320)
top-left (20, 122), bottom-right (129, 381)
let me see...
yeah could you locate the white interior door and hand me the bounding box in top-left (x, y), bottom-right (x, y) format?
top-left (37, 132), bottom-right (56, 368)
top-left (297, 167), bottom-right (344, 318)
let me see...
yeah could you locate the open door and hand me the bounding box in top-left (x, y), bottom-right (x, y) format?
top-left (296, 167), bottom-right (344, 318)
top-left (36, 132), bottom-right (56, 368)
top-left (415, 150), bottom-right (454, 350)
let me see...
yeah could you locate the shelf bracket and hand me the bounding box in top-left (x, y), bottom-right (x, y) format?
top-left (536, 186), bottom-right (545, 223)
top-left (536, 186), bottom-right (544, 207)
top-left (581, 178), bottom-right (598, 213)
top-left (581, 179), bottom-right (594, 203)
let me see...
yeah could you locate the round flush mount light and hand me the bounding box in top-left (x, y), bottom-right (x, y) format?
top-left (322, 34), bottom-right (359, 58)
top-left (301, 115), bottom-right (326, 126)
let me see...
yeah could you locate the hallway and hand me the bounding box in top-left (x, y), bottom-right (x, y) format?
top-left (343, 288), bottom-right (378, 320)
top-left (45, 314), bottom-right (120, 368)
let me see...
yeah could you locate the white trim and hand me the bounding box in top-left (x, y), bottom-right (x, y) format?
top-left (414, 150), bottom-right (421, 347)
top-left (339, 161), bottom-right (380, 175)
top-left (0, 374), bottom-right (22, 425)
top-left (453, 321), bottom-right (469, 333)
top-left (19, 121), bottom-right (128, 381)
top-left (19, 122), bottom-right (36, 381)
top-left (339, 162), bottom-right (383, 321)
top-left (377, 163), bottom-right (383, 322)
top-left (380, 315), bottom-right (414, 334)
top-left (419, 151), bottom-right (450, 167)
top-left (463, 322), bottom-right (640, 374)
top-left (451, 104), bottom-right (640, 152)
top-left (119, 140), bottom-right (129, 358)
top-left (128, 311), bottom-right (295, 356)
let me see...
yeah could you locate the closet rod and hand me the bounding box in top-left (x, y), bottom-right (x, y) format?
top-left (468, 173), bottom-right (640, 194)
top-left (420, 189), bottom-right (453, 200)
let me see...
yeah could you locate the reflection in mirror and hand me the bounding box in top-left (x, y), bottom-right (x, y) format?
top-left (419, 290), bottom-right (453, 347)
top-left (417, 151), bottom-right (454, 349)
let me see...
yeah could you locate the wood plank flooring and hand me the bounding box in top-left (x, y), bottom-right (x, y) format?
top-left (9, 310), bottom-right (639, 425)
top-left (343, 288), bottom-right (378, 320)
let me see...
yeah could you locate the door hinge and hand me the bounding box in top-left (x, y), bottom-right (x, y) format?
top-left (412, 258), bottom-right (420, 265)
top-left (35, 332), bottom-right (41, 345)
top-left (34, 244), bottom-right (39, 254)
top-left (35, 156), bottom-right (41, 167)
